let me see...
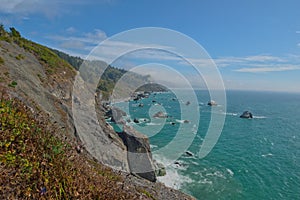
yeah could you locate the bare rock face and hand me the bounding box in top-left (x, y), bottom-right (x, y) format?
top-left (118, 125), bottom-right (156, 182)
top-left (1, 41), bottom-right (130, 172)
top-left (72, 76), bottom-right (129, 172)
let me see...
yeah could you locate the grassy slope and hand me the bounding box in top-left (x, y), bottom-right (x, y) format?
top-left (0, 95), bottom-right (148, 199)
top-left (0, 27), bottom-right (152, 199)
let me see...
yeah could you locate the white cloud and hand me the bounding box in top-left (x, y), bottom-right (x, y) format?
top-left (0, 0), bottom-right (62, 19)
top-left (47, 29), bottom-right (108, 52)
top-left (212, 55), bottom-right (286, 68)
top-left (0, 0), bottom-right (115, 19)
top-left (234, 65), bottom-right (300, 73)
top-left (66, 27), bottom-right (76, 34)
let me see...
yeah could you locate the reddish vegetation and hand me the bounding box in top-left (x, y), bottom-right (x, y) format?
top-left (0, 91), bottom-right (150, 199)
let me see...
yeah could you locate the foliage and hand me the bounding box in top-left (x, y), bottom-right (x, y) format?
top-left (15, 54), bottom-right (24, 60)
top-left (0, 26), bottom-right (75, 76)
top-left (8, 81), bottom-right (17, 88)
top-left (51, 49), bottom-right (83, 70)
top-left (0, 97), bottom-right (146, 199)
top-left (9, 27), bottom-right (21, 38)
top-left (0, 56), bottom-right (4, 65)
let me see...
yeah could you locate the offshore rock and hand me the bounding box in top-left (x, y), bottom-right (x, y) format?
top-left (240, 111), bottom-right (253, 119)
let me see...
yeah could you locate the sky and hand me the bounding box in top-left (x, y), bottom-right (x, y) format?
top-left (0, 0), bottom-right (300, 93)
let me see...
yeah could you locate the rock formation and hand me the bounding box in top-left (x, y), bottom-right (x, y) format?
top-left (153, 111), bottom-right (167, 118)
top-left (240, 111), bottom-right (253, 119)
top-left (117, 125), bottom-right (156, 182)
top-left (208, 100), bottom-right (217, 106)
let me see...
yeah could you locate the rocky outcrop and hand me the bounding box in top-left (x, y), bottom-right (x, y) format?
top-left (153, 111), bottom-right (167, 118)
top-left (240, 111), bottom-right (253, 119)
top-left (117, 125), bottom-right (156, 182)
top-left (153, 160), bottom-right (166, 177)
top-left (108, 107), bottom-right (127, 124)
top-left (208, 100), bottom-right (217, 106)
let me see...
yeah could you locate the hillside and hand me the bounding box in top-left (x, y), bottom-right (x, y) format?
top-left (51, 48), bottom-right (167, 100)
top-left (0, 26), bottom-right (193, 199)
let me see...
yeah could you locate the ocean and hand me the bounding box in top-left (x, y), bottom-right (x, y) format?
top-left (112, 90), bottom-right (300, 200)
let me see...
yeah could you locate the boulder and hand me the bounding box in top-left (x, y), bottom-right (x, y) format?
top-left (240, 111), bottom-right (253, 119)
top-left (153, 160), bottom-right (166, 177)
top-left (153, 111), bottom-right (167, 118)
top-left (117, 125), bottom-right (156, 182)
top-left (185, 151), bottom-right (194, 156)
top-left (133, 118), bottom-right (139, 123)
top-left (208, 100), bottom-right (217, 106)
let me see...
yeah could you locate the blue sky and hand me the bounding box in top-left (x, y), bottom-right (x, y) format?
top-left (1, 0), bottom-right (300, 93)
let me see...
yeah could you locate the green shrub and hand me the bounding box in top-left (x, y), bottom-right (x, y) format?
top-left (15, 54), bottom-right (24, 60)
top-left (8, 81), bottom-right (17, 88)
top-left (0, 56), bottom-right (4, 64)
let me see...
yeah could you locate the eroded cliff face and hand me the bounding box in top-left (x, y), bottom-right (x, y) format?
top-left (0, 39), bottom-right (152, 177)
top-left (72, 75), bottom-right (129, 172)
top-left (0, 40), bottom-right (129, 171)
top-left (0, 39), bottom-right (194, 199)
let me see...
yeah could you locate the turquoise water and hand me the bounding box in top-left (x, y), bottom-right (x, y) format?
top-left (113, 90), bottom-right (300, 200)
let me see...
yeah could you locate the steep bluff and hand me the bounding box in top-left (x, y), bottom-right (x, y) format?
top-left (0, 30), bottom-right (194, 199)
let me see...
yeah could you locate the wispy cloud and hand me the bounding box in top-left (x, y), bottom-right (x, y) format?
top-left (208, 54), bottom-right (300, 73)
top-left (234, 65), bottom-right (300, 73)
top-left (0, 0), bottom-right (62, 19)
top-left (296, 31), bottom-right (300, 34)
top-left (47, 29), bottom-right (107, 51)
top-left (212, 55), bottom-right (286, 67)
top-left (0, 0), bottom-right (115, 20)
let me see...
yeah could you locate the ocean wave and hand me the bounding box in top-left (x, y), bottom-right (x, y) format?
top-left (146, 122), bottom-right (162, 126)
top-left (253, 116), bottom-right (267, 119)
top-left (157, 166), bottom-right (193, 190)
top-left (150, 144), bottom-right (158, 148)
top-left (225, 112), bottom-right (238, 116)
top-left (261, 153), bottom-right (273, 157)
top-left (226, 168), bottom-right (234, 176)
top-left (154, 155), bottom-right (193, 190)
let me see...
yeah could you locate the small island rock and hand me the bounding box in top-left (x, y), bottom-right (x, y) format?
top-left (208, 100), bottom-right (217, 106)
top-left (240, 111), bottom-right (253, 119)
top-left (153, 111), bottom-right (167, 118)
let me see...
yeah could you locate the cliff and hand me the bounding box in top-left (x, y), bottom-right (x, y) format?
top-left (0, 27), bottom-right (194, 199)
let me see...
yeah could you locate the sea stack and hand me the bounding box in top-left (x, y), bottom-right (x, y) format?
top-left (240, 111), bottom-right (253, 119)
top-left (208, 100), bottom-right (217, 106)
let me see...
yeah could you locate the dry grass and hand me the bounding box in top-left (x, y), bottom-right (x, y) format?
top-left (0, 94), bottom-right (149, 199)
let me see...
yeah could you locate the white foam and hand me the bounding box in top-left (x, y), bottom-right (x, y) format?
top-left (150, 144), bottom-right (158, 148)
top-left (198, 178), bottom-right (213, 185)
top-left (139, 118), bottom-right (149, 122)
top-left (175, 119), bottom-right (185, 123)
top-left (226, 168), bottom-right (234, 176)
top-left (261, 153), bottom-right (273, 157)
top-left (146, 122), bottom-right (162, 126)
top-left (157, 167), bottom-right (192, 190)
top-left (253, 116), bottom-right (267, 119)
top-left (154, 155), bottom-right (193, 190)
top-left (226, 112), bottom-right (238, 116)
